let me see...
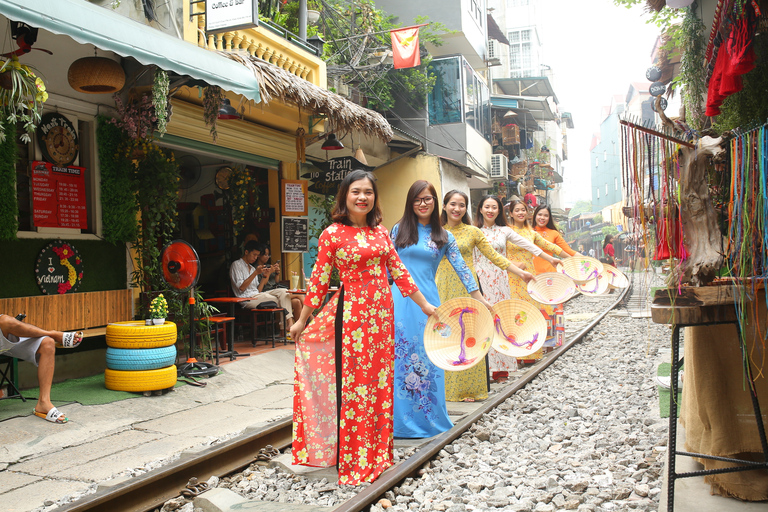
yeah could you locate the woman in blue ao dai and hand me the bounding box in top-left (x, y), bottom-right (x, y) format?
top-left (391, 181), bottom-right (492, 438)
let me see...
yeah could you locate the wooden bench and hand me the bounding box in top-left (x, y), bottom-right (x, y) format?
top-left (0, 290), bottom-right (134, 399)
top-left (0, 289), bottom-right (134, 337)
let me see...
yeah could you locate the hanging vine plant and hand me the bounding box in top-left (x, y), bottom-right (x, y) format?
top-left (97, 116), bottom-right (139, 243)
top-left (202, 85), bottom-right (224, 143)
top-left (152, 68), bottom-right (170, 136)
top-left (671, 6), bottom-right (706, 130)
top-left (228, 165), bottom-right (258, 238)
top-left (130, 141), bottom-right (179, 293)
top-left (0, 120), bottom-right (18, 240)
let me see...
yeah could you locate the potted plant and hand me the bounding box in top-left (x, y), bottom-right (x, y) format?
top-left (0, 55), bottom-right (48, 143)
top-left (307, 0), bottom-right (322, 24)
top-left (148, 293), bottom-right (168, 325)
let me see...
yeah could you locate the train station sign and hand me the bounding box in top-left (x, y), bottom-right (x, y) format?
top-left (302, 156), bottom-right (374, 195)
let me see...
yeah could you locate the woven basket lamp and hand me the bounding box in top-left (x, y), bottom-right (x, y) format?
top-left (68, 57), bottom-right (125, 94)
top-left (423, 297), bottom-right (494, 372)
top-left (491, 299), bottom-right (548, 358)
top-left (556, 256), bottom-right (604, 284)
top-left (527, 272), bottom-right (577, 305)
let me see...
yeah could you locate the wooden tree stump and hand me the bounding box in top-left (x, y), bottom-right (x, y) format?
top-left (673, 135), bottom-right (725, 286)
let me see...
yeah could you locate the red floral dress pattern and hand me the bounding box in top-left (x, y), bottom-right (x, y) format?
top-left (293, 223), bottom-right (418, 485)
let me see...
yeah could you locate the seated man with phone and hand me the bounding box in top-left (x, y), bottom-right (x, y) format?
top-left (230, 241), bottom-right (294, 335)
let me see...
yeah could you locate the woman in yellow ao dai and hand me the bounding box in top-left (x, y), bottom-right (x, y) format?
top-left (435, 190), bottom-right (534, 402)
top-left (506, 198), bottom-right (566, 362)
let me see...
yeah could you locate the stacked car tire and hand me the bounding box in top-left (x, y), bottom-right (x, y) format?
top-left (105, 321), bottom-right (178, 392)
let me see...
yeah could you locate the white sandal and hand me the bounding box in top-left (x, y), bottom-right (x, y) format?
top-left (58, 331), bottom-right (83, 348)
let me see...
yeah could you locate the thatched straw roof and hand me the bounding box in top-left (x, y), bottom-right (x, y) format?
top-left (218, 50), bottom-right (393, 143)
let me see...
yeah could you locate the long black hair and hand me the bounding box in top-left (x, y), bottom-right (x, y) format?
top-left (394, 180), bottom-right (449, 249)
top-left (533, 204), bottom-right (557, 230)
top-left (603, 234), bottom-right (614, 249)
top-left (474, 195), bottom-right (507, 228)
top-left (330, 170), bottom-right (382, 228)
top-left (440, 190), bottom-right (472, 226)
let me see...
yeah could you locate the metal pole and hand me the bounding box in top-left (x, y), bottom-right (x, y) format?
top-left (299, 0), bottom-right (307, 41)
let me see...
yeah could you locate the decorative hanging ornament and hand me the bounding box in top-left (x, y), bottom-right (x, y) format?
top-left (651, 97), bottom-right (669, 112)
top-left (646, 66), bottom-right (662, 82)
top-left (649, 81), bottom-right (666, 97)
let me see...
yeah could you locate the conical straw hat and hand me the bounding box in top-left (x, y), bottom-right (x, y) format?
top-left (556, 256), bottom-right (604, 284)
top-left (527, 272), bottom-right (577, 305)
top-left (423, 297), bottom-right (494, 372)
top-left (491, 299), bottom-right (548, 357)
top-left (576, 271), bottom-right (611, 296)
top-left (601, 264), bottom-right (629, 289)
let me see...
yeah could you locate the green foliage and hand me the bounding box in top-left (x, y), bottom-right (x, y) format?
top-left (593, 214), bottom-right (603, 224)
top-left (308, 193), bottom-right (339, 286)
top-left (0, 121), bottom-right (18, 240)
top-left (612, 0), bottom-right (683, 31)
top-left (602, 225), bottom-right (619, 237)
top-left (673, 8), bottom-right (706, 130)
top-left (229, 166), bottom-right (258, 238)
top-left (569, 200), bottom-right (594, 218)
top-left (97, 117), bottom-right (139, 244)
top-left (713, 33), bottom-right (768, 132)
top-left (131, 142), bottom-right (179, 293)
top-left (277, 0), bottom-right (450, 112)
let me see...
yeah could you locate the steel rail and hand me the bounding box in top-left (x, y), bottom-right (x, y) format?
top-left (333, 283), bottom-right (631, 512)
top-left (57, 282), bottom-right (631, 512)
top-left (57, 417), bottom-right (293, 512)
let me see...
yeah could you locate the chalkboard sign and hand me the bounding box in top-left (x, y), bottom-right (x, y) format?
top-left (282, 217), bottom-right (309, 253)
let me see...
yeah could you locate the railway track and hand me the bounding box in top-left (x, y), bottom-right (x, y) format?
top-left (57, 281), bottom-right (632, 512)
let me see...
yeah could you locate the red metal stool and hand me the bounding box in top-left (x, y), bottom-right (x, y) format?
top-left (250, 308), bottom-right (286, 348)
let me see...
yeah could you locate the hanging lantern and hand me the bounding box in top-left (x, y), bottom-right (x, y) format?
top-left (67, 57), bottom-right (125, 94)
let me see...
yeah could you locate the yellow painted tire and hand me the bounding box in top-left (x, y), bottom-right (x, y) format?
top-left (106, 321), bottom-right (177, 349)
top-left (104, 365), bottom-right (178, 392)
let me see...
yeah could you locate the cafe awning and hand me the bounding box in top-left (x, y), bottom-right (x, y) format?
top-left (0, 0), bottom-right (261, 103)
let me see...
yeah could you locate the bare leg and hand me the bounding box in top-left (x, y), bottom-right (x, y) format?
top-left (34, 337), bottom-right (57, 416)
top-left (0, 314), bottom-right (80, 346)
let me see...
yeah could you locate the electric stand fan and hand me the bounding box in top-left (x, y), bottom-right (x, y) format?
top-left (160, 239), bottom-right (219, 378)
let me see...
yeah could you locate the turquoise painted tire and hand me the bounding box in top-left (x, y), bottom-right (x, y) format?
top-left (105, 346), bottom-right (177, 371)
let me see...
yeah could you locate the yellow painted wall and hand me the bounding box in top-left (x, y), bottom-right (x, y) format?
top-left (374, 152), bottom-right (439, 231)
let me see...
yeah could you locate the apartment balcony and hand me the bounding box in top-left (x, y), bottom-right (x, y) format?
top-left (188, 11), bottom-right (325, 88)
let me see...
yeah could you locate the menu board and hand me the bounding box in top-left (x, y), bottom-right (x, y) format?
top-left (281, 179), bottom-right (308, 216)
top-left (282, 216), bottom-right (309, 253)
top-left (31, 161), bottom-right (87, 229)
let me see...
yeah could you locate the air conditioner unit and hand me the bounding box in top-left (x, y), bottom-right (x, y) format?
top-left (490, 154), bottom-right (508, 180)
top-left (488, 39), bottom-right (501, 61)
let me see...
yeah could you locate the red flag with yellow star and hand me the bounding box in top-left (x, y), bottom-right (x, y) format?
top-left (390, 27), bottom-right (421, 69)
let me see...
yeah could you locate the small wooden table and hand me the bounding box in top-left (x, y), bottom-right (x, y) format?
top-left (204, 297), bottom-right (252, 360)
top-left (652, 286), bottom-right (768, 511)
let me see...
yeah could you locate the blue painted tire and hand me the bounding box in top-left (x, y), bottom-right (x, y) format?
top-left (105, 346), bottom-right (177, 371)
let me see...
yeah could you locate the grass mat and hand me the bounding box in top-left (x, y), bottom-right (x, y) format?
top-left (0, 373), bottom-right (185, 422)
top-left (657, 362), bottom-right (682, 419)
